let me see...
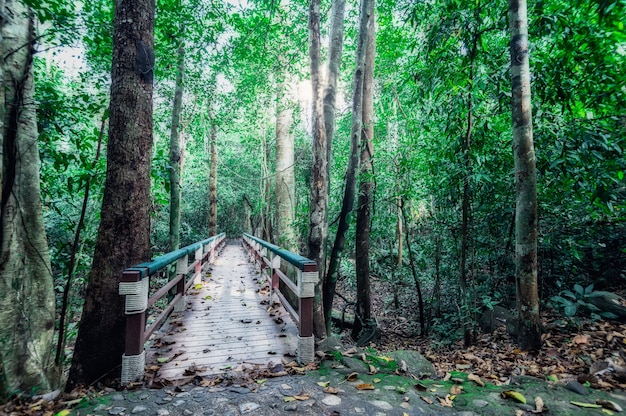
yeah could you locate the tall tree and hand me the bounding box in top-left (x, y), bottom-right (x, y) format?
top-left (274, 80), bottom-right (296, 250)
top-left (208, 120), bottom-right (218, 237)
top-left (323, 0), bottom-right (346, 177)
top-left (307, 0), bottom-right (328, 339)
top-left (509, 0), bottom-right (541, 350)
top-left (323, 0), bottom-right (373, 330)
top-left (0, 0), bottom-right (57, 398)
top-left (67, 0), bottom-right (155, 388)
top-left (353, 6), bottom-right (376, 341)
top-left (169, 35), bottom-right (185, 251)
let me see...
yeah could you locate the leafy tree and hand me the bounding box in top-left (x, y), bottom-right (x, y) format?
top-left (0, 0), bottom-right (57, 398)
top-left (68, 0), bottom-right (155, 388)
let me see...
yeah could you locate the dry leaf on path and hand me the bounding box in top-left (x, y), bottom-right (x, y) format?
top-left (420, 396), bottom-right (433, 404)
top-left (356, 383), bottom-right (375, 390)
top-left (324, 386), bottom-right (339, 394)
top-left (502, 390), bottom-right (527, 404)
top-left (450, 384), bottom-right (463, 395)
top-left (468, 373), bottom-right (485, 387)
top-left (438, 394), bottom-right (454, 407)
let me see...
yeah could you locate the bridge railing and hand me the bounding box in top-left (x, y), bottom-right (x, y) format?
top-left (119, 233), bottom-right (226, 384)
top-left (242, 233), bottom-right (317, 365)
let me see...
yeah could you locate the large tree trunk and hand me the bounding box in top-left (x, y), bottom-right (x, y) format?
top-left (67, 0), bottom-right (155, 389)
top-left (0, 0), bottom-right (57, 398)
top-left (169, 39), bottom-right (185, 251)
top-left (274, 80), bottom-right (296, 251)
top-left (307, 0), bottom-right (328, 339)
top-left (208, 121), bottom-right (218, 236)
top-left (352, 10), bottom-right (376, 341)
top-left (509, 0), bottom-right (541, 351)
top-left (323, 0), bottom-right (373, 331)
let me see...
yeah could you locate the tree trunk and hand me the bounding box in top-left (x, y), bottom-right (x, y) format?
top-left (274, 81), bottom-right (296, 251)
top-left (208, 122), bottom-right (218, 236)
top-left (323, 0), bottom-right (346, 181)
top-left (169, 39), bottom-right (185, 251)
top-left (307, 0), bottom-right (328, 339)
top-left (352, 10), bottom-right (376, 341)
top-left (0, 1), bottom-right (57, 398)
top-left (67, 0), bottom-right (155, 389)
top-left (323, 0), bottom-right (373, 331)
top-left (509, 0), bottom-right (541, 351)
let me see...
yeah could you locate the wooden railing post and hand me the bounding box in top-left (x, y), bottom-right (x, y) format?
top-left (298, 262), bottom-right (318, 364)
top-left (119, 269), bottom-right (148, 384)
top-left (174, 255), bottom-right (188, 312)
top-left (270, 255), bottom-right (280, 302)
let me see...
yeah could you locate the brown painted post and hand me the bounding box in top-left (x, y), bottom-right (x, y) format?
top-left (122, 270), bottom-right (146, 356)
top-left (297, 262), bottom-right (318, 363)
top-left (299, 263), bottom-right (316, 338)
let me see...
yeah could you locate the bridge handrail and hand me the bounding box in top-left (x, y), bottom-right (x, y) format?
top-left (242, 233), bottom-right (316, 271)
top-left (242, 233), bottom-right (317, 365)
top-left (119, 233), bottom-right (226, 384)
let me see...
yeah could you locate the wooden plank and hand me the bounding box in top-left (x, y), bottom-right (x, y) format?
top-left (146, 243), bottom-right (299, 379)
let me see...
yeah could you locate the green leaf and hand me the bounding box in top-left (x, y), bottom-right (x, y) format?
top-left (564, 305), bottom-right (578, 317)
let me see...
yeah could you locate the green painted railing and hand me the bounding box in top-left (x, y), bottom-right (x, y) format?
top-left (242, 233), bottom-right (317, 365)
top-left (119, 233), bottom-right (226, 384)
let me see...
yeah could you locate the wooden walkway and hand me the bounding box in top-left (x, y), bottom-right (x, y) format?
top-left (146, 242), bottom-right (298, 380)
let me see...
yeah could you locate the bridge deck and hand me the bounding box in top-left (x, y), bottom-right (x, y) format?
top-left (146, 242), bottom-right (298, 380)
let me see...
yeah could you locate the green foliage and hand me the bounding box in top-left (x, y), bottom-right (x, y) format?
top-left (551, 283), bottom-right (619, 320)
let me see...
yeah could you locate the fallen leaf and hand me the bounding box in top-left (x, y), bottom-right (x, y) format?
top-left (345, 372), bottom-right (359, 382)
top-left (157, 357), bottom-right (170, 363)
top-left (468, 373), bottom-right (484, 387)
top-left (602, 409), bottom-right (616, 415)
top-left (356, 383), bottom-right (375, 390)
top-left (596, 399), bottom-right (624, 412)
top-left (546, 374), bottom-right (558, 382)
top-left (373, 378), bottom-right (381, 383)
top-left (502, 390), bottom-right (527, 404)
top-left (571, 401), bottom-right (602, 409)
top-left (573, 334), bottom-right (589, 344)
top-left (534, 396), bottom-right (545, 413)
top-left (450, 384), bottom-right (463, 395)
top-left (294, 394), bottom-right (311, 401)
top-left (438, 394), bottom-right (454, 407)
top-left (324, 386), bottom-right (339, 394)
top-left (284, 397), bottom-right (296, 402)
top-left (194, 283), bottom-right (202, 290)
top-left (420, 395), bottom-right (433, 404)
top-left (317, 381), bottom-right (330, 388)
top-left (368, 364), bottom-right (377, 374)
top-left (256, 379), bottom-right (267, 385)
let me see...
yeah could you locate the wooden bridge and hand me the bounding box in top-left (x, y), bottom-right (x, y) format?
top-left (118, 234), bottom-right (318, 383)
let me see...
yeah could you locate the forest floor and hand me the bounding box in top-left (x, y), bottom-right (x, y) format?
top-left (4, 261), bottom-right (626, 415)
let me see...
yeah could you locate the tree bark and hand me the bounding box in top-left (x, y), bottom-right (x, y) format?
top-left (352, 10), bottom-right (376, 341)
top-left (307, 0), bottom-right (328, 339)
top-left (0, 0), bottom-right (57, 398)
top-left (323, 0), bottom-right (373, 331)
top-left (208, 121), bottom-right (218, 237)
top-left (509, 0), bottom-right (541, 350)
top-left (323, 0), bottom-right (346, 181)
top-left (274, 80), bottom-right (296, 251)
top-left (169, 39), bottom-right (185, 251)
top-left (67, 0), bottom-right (155, 389)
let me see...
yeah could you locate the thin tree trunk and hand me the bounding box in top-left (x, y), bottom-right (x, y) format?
top-left (509, 0), bottom-right (541, 350)
top-left (169, 39), bottom-right (185, 251)
top-left (323, 0), bottom-right (373, 331)
top-left (323, 0), bottom-right (346, 181)
top-left (55, 117), bottom-right (106, 367)
top-left (208, 122), bottom-right (218, 236)
top-left (67, 0), bottom-right (155, 389)
top-left (275, 80), bottom-right (296, 251)
top-left (400, 199), bottom-right (426, 335)
top-left (0, 1), bottom-right (57, 397)
top-left (307, 0), bottom-right (328, 339)
top-left (352, 10), bottom-right (376, 341)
